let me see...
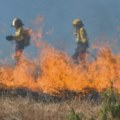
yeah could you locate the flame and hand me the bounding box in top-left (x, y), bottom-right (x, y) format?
top-left (0, 43), bottom-right (120, 95)
top-left (29, 15), bottom-right (44, 48)
top-left (1, 16), bottom-right (120, 95)
top-left (29, 28), bottom-right (43, 48)
top-left (33, 15), bottom-right (44, 25)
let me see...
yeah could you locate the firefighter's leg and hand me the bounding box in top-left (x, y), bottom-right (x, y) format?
top-left (80, 52), bottom-right (86, 64)
top-left (72, 44), bottom-right (81, 63)
top-left (15, 42), bottom-right (25, 64)
top-left (79, 42), bottom-right (88, 64)
top-left (14, 49), bottom-right (23, 64)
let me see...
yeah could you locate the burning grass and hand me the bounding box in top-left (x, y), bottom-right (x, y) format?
top-left (0, 45), bottom-right (120, 95)
top-left (0, 44), bottom-right (120, 119)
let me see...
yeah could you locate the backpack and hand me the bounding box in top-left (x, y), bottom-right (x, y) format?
top-left (23, 29), bottom-right (31, 46)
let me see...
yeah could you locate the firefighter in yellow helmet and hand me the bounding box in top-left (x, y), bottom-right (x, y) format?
top-left (6, 18), bottom-right (30, 64)
top-left (72, 19), bottom-right (89, 63)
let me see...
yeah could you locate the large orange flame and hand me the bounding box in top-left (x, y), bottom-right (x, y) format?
top-left (1, 16), bottom-right (119, 95)
top-left (0, 44), bottom-right (120, 95)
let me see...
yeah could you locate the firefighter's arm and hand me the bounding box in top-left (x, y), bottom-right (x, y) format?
top-left (74, 29), bottom-right (77, 37)
top-left (80, 28), bottom-right (88, 43)
top-left (6, 35), bottom-right (14, 41)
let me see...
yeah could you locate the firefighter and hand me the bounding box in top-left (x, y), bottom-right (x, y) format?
top-left (6, 18), bottom-right (30, 64)
top-left (72, 19), bottom-right (89, 64)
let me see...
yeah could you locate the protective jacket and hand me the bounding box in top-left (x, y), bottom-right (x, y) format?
top-left (13, 27), bottom-right (30, 46)
top-left (13, 27), bottom-right (25, 42)
top-left (74, 27), bottom-right (88, 43)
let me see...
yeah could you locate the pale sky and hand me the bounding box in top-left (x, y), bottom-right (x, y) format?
top-left (0, 0), bottom-right (120, 63)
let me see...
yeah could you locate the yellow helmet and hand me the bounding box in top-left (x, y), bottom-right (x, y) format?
top-left (72, 19), bottom-right (83, 26)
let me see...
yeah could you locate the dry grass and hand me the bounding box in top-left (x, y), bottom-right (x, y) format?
top-left (0, 94), bottom-right (101, 120)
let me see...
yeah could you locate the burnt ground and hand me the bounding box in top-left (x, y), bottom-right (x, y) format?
top-left (0, 87), bottom-right (102, 104)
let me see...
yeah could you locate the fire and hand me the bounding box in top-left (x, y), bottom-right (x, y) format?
top-left (1, 16), bottom-right (119, 95)
top-left (0, 44), bottom-right (120, 95)
top-left (39, 46), bottom-right (120, 94)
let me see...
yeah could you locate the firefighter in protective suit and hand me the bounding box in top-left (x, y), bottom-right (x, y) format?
top-left (72, 19), bottom-right (89, 63)
top-left (6, 18), bottom-right (30, 64)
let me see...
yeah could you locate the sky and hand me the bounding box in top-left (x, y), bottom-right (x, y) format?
top-left (0, 0), bottom-right (120, 63)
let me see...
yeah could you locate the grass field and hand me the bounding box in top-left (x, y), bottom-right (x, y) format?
top-left (0, 86), bottom-right (120, 120)
top-left (0, 89), bottom-right (101, 120)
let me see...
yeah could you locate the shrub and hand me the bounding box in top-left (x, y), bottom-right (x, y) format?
top-left (99, 82), bottom-right (120, 120)
top-left (68, 107), bottom-right (82, 120)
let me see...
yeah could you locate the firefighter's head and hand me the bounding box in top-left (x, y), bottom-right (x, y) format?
top-left (73, 19), bottom-right (84, 28)
top-left (12, 18), bottom-right (24, 29)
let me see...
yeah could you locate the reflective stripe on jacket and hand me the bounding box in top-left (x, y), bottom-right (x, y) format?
top-left (13, 27), bottom-right (24, 42)
top-left (75, 27), bottom-right (88, 43)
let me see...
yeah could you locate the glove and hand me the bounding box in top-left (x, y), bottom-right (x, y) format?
top-left (6, 35), bottom-right (14, 41)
